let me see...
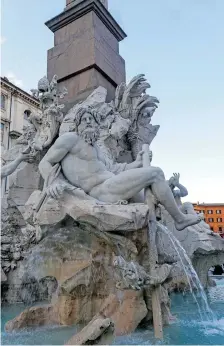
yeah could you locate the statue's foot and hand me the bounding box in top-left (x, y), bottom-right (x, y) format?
top-left (175, 214), bottom-right (201, 231)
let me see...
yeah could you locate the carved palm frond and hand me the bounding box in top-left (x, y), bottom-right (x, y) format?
top-left (114, 82), bottom-right (126, 109)
top-left (126, 74), bottom-right (150, 98)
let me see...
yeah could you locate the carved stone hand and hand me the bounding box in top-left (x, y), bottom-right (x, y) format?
top-left (134, 149), bottom-right (153, 168)
top-left (171, 173), bottom-right (180, 186)
top-left (46, 178), bottom-right (67, 199)
top-left (135, 150), bottom-right (144, 167)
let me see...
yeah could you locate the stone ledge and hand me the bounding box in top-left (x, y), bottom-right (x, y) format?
top-left (24, 190), bottom-right (149, 232)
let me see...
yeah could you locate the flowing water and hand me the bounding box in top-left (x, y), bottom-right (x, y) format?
top-left (156, 222), bottom-right (216, 322)
top-left (115, 277), bottom-right (224, 345)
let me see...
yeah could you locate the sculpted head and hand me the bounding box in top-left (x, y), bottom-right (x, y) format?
top-left (74, 106), bottom-right (100, 145)
top-left (181, 202), bottom-right (195, 215)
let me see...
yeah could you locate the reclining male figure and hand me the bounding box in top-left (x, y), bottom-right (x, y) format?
top-left (39, 106), bottom-right (201, 231)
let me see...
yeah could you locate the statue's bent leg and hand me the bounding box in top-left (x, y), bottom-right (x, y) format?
top-left (89, 167), bottom-right (161, 203)
top-left (89, 167), bottom-right (201, 231)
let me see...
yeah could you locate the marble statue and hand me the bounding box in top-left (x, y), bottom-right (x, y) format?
top-left (1, 146), bottom-right (36, 179)
top-left (15, 123), bottom-right (37, 147)
top-left (113, 256), bottom-right (151, 290)
top-left (162, 173), bottom-right (212, 235)
top-left (30, 75), bottom-right (67, 151)
top-left (181, 202), bottom-right (213, 234)
top-left (167, 173), bottom-right (219, 237)
top-left (168, 172), bottom-right (188, 207)
top-left (3, 73), bottom-right (224, 338)
top-left (113, 74), bottom-right (160, 159)
top-left (39, 105), bottom-right (200, 231)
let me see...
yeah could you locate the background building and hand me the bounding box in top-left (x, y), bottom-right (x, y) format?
top-left (1, 76), bottom-right (40, 196)
top-left (1, 76), bottom-right (40, 152)
top-left (193, 202), bottom-right (224, 237)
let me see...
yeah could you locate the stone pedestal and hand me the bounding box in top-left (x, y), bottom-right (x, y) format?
top-left (45, 0), bottom-right (126, 111)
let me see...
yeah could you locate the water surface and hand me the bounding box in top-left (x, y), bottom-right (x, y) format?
top-left (1, 278), bottom-right (224, 345)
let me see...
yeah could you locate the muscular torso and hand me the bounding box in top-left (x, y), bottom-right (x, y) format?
top-left (61, 135), bottom-right (114, 192)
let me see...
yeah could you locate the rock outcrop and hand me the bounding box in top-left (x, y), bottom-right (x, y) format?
top-left (5, 305), bottom-right (58, 332)
top-left (65, 317), bottom-right (115, 345)
top-left (158, 209), bottom-right (224, 288)
top-left (1, 197), bottom-right (36, 276)
top-left (24, 190), bottom-right (149, 232)
top-left (3, 204), bottom-right (174, 334)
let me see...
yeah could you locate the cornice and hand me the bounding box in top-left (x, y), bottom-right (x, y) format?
top-left (45, 0), bottom-right (126, 42)
top-left (1, 78), bottom-right (40, 108)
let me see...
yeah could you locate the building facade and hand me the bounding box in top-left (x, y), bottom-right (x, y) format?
top-left (1, 77), bottom-right (40, 196)
top-left (193, 203), bottom-right (224, 236)
top-left (1, 76), bottom-right (40, 152)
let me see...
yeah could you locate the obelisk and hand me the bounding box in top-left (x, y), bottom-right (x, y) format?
top-left (45, 0), bottom-right (126, 110)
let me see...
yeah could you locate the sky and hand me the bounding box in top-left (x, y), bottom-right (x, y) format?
top-left (1, 0), bottom-right (224, 203)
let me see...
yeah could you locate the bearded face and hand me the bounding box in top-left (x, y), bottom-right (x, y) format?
top-left (77, 112), bottom-right (100, 145)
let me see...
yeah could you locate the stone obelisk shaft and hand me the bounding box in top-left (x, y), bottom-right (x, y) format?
top-left (45, 0), bottom-right (126, 111)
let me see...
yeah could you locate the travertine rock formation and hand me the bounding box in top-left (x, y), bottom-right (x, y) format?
top-left (159, 198), bottom-right (224, 287)
top-left (65, 317), bottom-right (115, 345)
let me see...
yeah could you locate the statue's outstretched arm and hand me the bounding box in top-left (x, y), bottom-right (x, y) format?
top-left (1, 156), bottom-right (24, 179)
top-left (173, 183), bottom-right (188, 198)
top-left (1, 151), bottom-right (36, 179)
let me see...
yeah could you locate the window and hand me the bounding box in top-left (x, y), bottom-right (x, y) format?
top-left (218, 227), bottom-right (223, 233)
top-left (216, 210), bottom-right (222, 214)
top-left (217, 218), bottom-right (222, 222)
top-left (1, 123), bottom-right (4, 143)
top-left (208, 218), bottom-right (214, 222)
top-left (210, 227), bottom-right (213, 231)
top-left (24, 109), bottom-right (31, 120)
top-left (207, 210), bottom-right (213, 214)
top-left (1, 94), bottom-right (6, 109)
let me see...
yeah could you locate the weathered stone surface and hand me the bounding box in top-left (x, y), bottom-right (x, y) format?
top-left (1, 147), bottom-right (41, 279)
top-left (174, 227), bottom-right (224, 259)
top-left (54, 295), bottom-right (105, 325)
top-left (4, 223), bottom-right (149, 334)
top-left (97, 291), bottom-right (148, 336)
top-left (150, 264), bottom-right (172, 286)
top-left (1, 268), bottom-right (7, 282)
top-left (5, 223), bottom-right (138, 302)
top-left (1, 198), bottom-right (36, 276)
top-left (24, 191), bottom-right (149, 232)
top-left (47, 6), bottom-right (126, 107)
top-left (5, 305), bottom-right (58, 332)
top-left (157, 218), bottom-right (224, 288)
top-left (65, 317), bottom-right (114, 345)
top-left (193, 251), bottom-right (224, 287)
top-left (164, 262), bottom-right (189, 292)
